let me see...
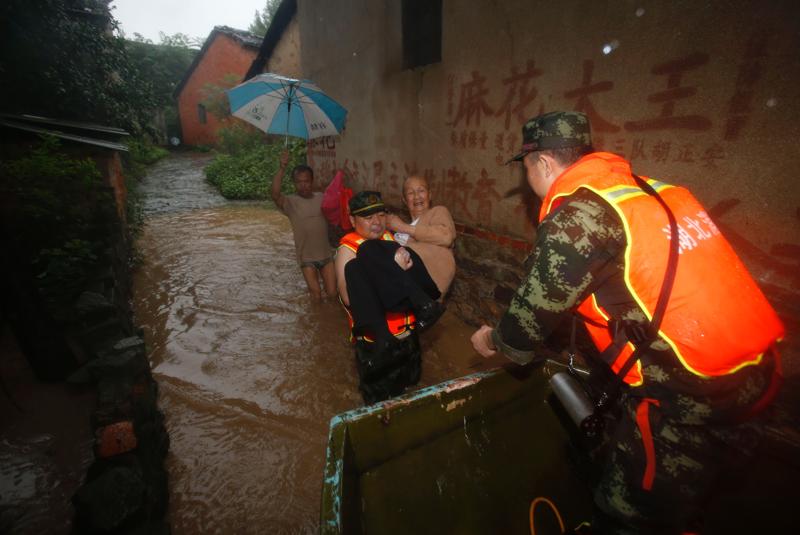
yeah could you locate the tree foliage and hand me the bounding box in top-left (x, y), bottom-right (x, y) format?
top-left (0, 0), bottom-right (156, 133)
top-left (124, 34), bottom-right (198, 138)
top-left (124, 38), bottom-right (196, 108)
top-left (248, 0), bottom-right (282, 37)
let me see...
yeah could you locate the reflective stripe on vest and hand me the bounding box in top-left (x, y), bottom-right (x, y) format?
top-left (338, 231), bottom-right (416, 340)
top-left (540, 152), bottom-right (784, 383)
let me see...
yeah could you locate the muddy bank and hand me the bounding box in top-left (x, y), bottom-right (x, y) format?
top-left (0, 325), bottom-right (94, 533)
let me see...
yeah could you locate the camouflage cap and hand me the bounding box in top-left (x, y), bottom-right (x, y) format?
top-left (506, 111), bottom-right (592, 164)
top-left (349, 190), bottom-right (386, 217)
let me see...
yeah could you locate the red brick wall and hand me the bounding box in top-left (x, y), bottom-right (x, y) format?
top-left (177, 34), bottom-right (258, 146)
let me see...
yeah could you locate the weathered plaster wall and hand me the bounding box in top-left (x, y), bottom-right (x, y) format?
top-left (299, 1), bottom-right (798, 274)
top-left (267, 17), bottom-right (302, 78)
top-left (298, 0), bottom-right (800, 332)
top-left (177, 34), bottom-right (258, 146)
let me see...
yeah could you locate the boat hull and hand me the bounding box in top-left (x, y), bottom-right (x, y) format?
top-left (321, 362), bottom-right (592, 534)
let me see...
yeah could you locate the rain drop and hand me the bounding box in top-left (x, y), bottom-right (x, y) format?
top-left (636, 7), bottom-right (645, 17)
top-left (766, 98), bottom-right (777, 108)
top-left (602, 39), bottom-right (620, 55)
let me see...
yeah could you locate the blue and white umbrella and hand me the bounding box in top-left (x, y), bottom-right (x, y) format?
top-left (226, 73), bottom-right (347, 140)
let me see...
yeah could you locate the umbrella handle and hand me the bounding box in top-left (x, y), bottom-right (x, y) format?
top-left (285, 85), bottom-right (293, 148)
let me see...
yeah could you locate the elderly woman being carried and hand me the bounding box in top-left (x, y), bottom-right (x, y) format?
top-left (386, 175), bottom-right (456, 299)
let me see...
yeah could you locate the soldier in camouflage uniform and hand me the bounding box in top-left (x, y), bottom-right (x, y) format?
top-left (471, 111), bottom-right (780, 534)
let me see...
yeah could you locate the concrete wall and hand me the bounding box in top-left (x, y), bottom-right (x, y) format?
top-left (177, 34), bottom-right (258, 146)
top-left (297, 0), bottom-right (800, 325)
top-left (266, 17), bottom-right (302, 78)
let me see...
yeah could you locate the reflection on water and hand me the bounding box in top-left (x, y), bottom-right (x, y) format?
top-left (132, 153), bottom-right (479, 533)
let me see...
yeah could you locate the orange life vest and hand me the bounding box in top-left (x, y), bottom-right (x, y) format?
top-left (539, 152), bottom-right (784, 385)
top-left (339, 231), bottom-right (415, 342)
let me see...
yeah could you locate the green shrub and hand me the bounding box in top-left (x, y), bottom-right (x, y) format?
top-left (0, 136), bottom-right (112, 305)
top-left (205, 138), bottom-right (306, 200)
top-left (127, 138), bottom-right (169, 165)
top-left (215, 121), bottom-right (269, 156)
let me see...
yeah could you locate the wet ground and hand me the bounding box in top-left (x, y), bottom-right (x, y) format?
top-left (0, 326), bottom-right (95, 534)
top-left (132, 152), bottom-right (482, 533)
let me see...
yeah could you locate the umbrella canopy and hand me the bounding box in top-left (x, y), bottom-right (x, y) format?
top-left (226, 73), bottom-right (347, 140)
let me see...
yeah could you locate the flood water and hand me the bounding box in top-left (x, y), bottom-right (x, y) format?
top-left (132, 152), bottom-right (481, 533)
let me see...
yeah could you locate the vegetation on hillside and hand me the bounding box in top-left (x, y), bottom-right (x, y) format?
top-left (1, 0), bottom-right (151, 132)
top-left (124, 34), bottom-right (199, 141)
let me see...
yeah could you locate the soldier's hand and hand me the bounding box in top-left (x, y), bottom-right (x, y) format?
top-left (394, 247), bottom-right (413, 270)
top-left (471, 325), bottom-right (498, 358)
top-left (279, 150), bottom-right (290, 168)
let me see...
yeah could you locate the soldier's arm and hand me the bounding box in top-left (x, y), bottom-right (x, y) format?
top-left (493, 191), bottom-right (625, 364)
top-left (335, 246), bottom-right (355, 306)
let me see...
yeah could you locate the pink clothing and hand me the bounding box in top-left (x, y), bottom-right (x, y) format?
top-left (321, 170), bottom-right (353, 230)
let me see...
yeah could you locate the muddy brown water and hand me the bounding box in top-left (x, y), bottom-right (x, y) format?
top-left (132, 153), bottom-right (482, 534)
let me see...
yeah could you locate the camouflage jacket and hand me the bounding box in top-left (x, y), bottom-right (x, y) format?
top-left (493, 189), bottom-right (773, 422)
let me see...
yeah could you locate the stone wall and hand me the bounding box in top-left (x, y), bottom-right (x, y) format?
top-left (64, 158), bottom-right (170, 533)
top-left (0, 140), bottom-right (170, 533)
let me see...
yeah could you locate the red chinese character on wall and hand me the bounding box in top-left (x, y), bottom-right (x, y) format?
top-left (388, 161), bottom-right (400, 190)
top-left (495, 60), bottom-right (544, 130)
top-left (447, 74), bottom-right (456, 118)
top-left (651, 141), bottom-right (671, 163)
top-left (359, 161), bottom-right (372, 189)
top-left (700, 144), bottom-right (726, 168)
top-left (478, 131), bottom-right (488, 150)
top-left (443, 166), bottom-right (474, 219)
top-left (404, 162), bottom-right (419, 179)
top-left (318, 159), bottom-right (332, 182)
top-left (472, 169), bottom-right (502, 226)
top-left (564, 60), bottom-right (621, 133)
top-left (630, 139), bottom-right (647, 160)
top-left (724, 32), bottom-right (768, 141)
top-left (506, 133), bottom-right (519, 154)
top-left (373, 160), bottom-right (385, 191)
top-left (612, 138), bottom-right (626, 157)
top-left (428, 168), bottom-right (446, 204)
top-left (448, 71), bottom-right (494, 127)
top-left (624, 52), bottom-right (712, 132)
top-left (674, 143), bottom-right (696, 163)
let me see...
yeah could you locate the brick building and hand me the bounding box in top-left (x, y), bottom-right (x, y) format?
top-left (174, 26), bottom-right (261, 146)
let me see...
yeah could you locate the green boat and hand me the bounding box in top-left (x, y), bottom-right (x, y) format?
top-left (321, 358), bottom-right (800, 534)
top-left (320, 360), bottom-right (593, 534)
